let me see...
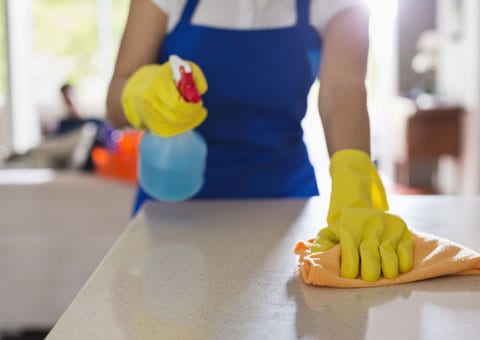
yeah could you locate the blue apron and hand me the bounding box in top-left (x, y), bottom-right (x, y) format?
top-left (133, 0), bottom-right (322, 214)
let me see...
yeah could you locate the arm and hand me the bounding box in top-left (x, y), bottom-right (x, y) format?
top-left (106, 0), bottom-right (167, 128)
top-left (318, 6), bottom-right (370, 155)
top-left (316, 8), bottom-right (414, 282)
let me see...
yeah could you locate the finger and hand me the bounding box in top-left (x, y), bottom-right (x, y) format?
top-left (317, 227), bottom-right (339, 243)
top-left (147, 91), bottom-right (205, 123)
top-left (379, 241), bottom-right (399, 279)
top-left (383, 213), bottom-right (413, 274)
top-left (190, 62), bottom-right (208, 95)
top-left (139, 101), bottom-right (175, 136)
top-left (340, 229), bottom-right (360, 279)
top-left (153, 65), bottom-right (202, 108)
top-left (142, 90), bottom-right (207, 136)
top-left (311, 238), bottom-right (336, 252)
top-left (312, 228), bottom-right (338, 252)
top-left (154, 78), bottom-right (205, 117)
top-left (157, 98), bottom-right (205, 125)
top-left (146, 106), bottom-right (207, 138)
top-left (398, 229), bottom-right (414, 273)
top-left (359, 221), bottom-right (383, 282)
top-left (170, 101), bottom-right (207, 123)
top-left (173, 106), bottom-right (207, 132)
top-left (360, 238), bottom-right (381, 281)
top-left (381, 213), bottom-right (412, 279)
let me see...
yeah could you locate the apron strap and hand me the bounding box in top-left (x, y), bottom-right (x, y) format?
top-left (178, 0), bottom-right (199, 26)
top-left (296, 0), bottom-right (310, 28)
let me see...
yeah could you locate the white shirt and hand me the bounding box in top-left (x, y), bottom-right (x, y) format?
top-left (151, 0), bottom-right (362, 36)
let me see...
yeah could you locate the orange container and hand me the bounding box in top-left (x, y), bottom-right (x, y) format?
top-left (91, 130), bottom-right (142, 183)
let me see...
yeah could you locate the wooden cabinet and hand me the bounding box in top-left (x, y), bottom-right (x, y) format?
top-left (396, 106), bottom-right (463, 193)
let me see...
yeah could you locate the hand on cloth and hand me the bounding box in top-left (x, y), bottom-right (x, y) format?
top-left (121, 61), bottom-right (208, 137)
top-left (311, 149), bottom-right (413, 282)
top-left (294, 230), bottom-right (480, 288)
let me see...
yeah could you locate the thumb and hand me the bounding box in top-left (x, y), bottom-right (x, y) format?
top-left (189, 61), bottom-right (208, 95)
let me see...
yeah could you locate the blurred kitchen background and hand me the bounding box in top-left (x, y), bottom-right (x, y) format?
top-left (0, 0), bottom-right (478, 339)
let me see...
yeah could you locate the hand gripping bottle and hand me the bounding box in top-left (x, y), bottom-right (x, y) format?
top-left (138, 55), bottom-right (207, 201)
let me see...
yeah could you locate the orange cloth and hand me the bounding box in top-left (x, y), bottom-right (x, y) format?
top-left (294, 231), bottom-right (480, 288)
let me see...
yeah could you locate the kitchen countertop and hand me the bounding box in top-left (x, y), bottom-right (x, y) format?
top-left (0, 170), bottom-right (135, 330)
top-left (46, 196), bottom-right (480, 340)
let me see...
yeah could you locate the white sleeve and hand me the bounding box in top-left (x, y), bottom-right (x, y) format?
top-left (312, 0), bottom-right (365, 35)
top-left (150, 0), bottom-right (171, 13)
top-left (150, 0), bottom-right (186, 32)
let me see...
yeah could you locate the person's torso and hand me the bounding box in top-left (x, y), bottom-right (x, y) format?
top-left (152, 0), bottom-right (320, 199)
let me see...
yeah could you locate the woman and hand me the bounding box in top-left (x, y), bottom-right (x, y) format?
top-left (107, 0), bottom-right (413, 282)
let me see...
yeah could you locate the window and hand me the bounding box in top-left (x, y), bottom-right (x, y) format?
top-left (32, 0), bottom-right (129, 133)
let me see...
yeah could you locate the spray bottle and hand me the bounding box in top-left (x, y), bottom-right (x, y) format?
top-left (138, 55), bottom-right (207, 201)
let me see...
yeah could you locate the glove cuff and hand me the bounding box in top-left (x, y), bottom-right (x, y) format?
top-left (330, 149), bottom-right (372, 170)
top-left (327, 149), bottom-right (389, 224)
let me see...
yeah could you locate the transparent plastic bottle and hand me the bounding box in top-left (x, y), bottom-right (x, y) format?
top-left (139, 130), bottom-right (207, 201)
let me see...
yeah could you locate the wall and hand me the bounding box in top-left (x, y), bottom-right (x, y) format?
top-left (397, 0), bottom-right (437, 94)
top-left (5, 0), bottom-right (40, 153)
top-left (436, 0), bottom-right (480, 193)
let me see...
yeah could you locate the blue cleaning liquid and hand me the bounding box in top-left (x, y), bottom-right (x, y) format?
top-left (139, 131), bottom-right (207, 201)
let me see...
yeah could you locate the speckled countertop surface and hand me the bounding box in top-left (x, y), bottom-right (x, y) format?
top-left (47, 196), bottom-right (480, 340)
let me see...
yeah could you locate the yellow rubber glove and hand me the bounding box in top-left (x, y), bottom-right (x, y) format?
top-left (121, 61), bottom-right (208, 137)
top-left (312, 149), bottom-right (413, 281)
